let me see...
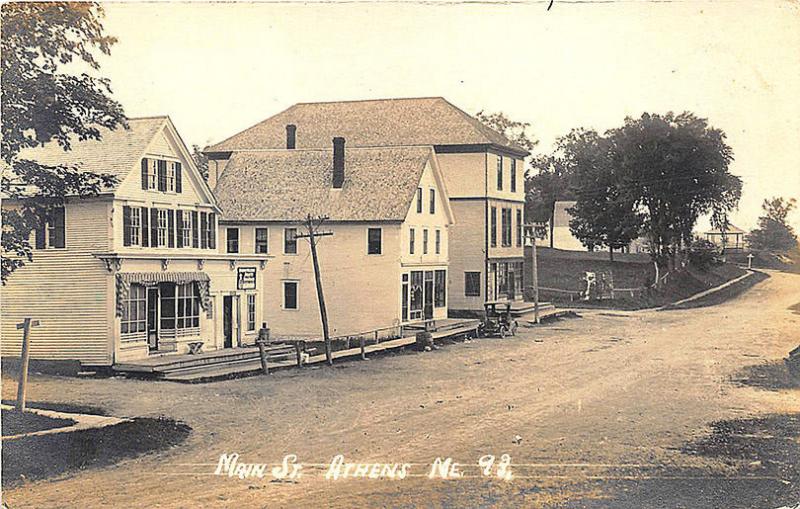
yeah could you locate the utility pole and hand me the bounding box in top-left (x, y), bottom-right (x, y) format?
top-left (15, 318), bottom-right (41, 412)
top-left (296, 215), bottom-right (334, 365)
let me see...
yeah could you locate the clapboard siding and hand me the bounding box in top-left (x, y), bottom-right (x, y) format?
top-left (2, 198), bottom-right (113, 365)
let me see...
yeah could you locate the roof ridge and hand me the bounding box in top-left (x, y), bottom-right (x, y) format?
top-left (295, 96), bottom-right (444, 105)
top-left (227, 144), bottom-right (436, 154)
top-left (436, 97), bottom-right (524, 152)
top-left (126, 115), bottom-right (170, 121)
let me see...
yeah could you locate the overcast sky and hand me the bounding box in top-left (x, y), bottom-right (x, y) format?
top-left (97, 1), bottom-right (800, 232)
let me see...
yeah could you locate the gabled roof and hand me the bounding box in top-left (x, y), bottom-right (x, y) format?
top-left (553, 200), bottom-right (578, 228)
top-left (15, 117), bottom-right (167, 191)
top-left (10, 116), bottom-right (219, 209)
top-left (214, 146), bottom-right (449, 222)
top-left (705, 224), bottom-right (746, 235)
top-left (205, 97), bottom-right (529, 156)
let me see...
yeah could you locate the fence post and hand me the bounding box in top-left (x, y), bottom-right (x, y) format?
top-left (16, 318), bottom-right (40, 412)
top-left (360, 336), bottom-right (367, 360)
top-left (295, 341), bottom-right (303, 367)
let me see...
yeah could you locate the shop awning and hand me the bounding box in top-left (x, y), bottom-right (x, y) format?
top-left (115, 272), bottom-right (212, 317)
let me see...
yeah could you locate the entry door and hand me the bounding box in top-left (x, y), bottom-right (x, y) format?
top-left (223, 296), bottom-right (233, 348)
top-left (424, 271), bottom-right (434, 320)
top-left (147, 288), bottom-right (159, 351)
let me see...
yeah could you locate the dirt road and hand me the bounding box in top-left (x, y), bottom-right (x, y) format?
top-left (3, 270), bottom-right (799, 508)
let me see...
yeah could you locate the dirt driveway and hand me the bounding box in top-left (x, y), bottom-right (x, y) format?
top-left (3, 271), bottom-right (799, 508)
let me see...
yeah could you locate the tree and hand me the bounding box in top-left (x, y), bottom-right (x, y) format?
top-left (748, 197), bottom-right (798, 252)
top-left (564, 129), bottom-right (643, 260)
top-left (192, 144), bottom-right (209, 181)
top-left (608, 112), bottom-right (741, 267)
top-left (475, 111), bottom-right (538, 153)
top-left (1, 2), bottom-right (125, 282)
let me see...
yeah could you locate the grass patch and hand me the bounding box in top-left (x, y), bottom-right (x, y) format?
top-left (1, 409), bottom-right (75, 437)
top-left (2, 417), bottom-right (191, 487)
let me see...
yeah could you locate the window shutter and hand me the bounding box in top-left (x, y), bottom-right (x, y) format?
top-left (141, 158), bottom-right (148, 190)
top-left (176, 210), bottom-right (184, 248)
top-left (209, 213), bottom-right (216, 249)
top-left (123, 206), bottom-right (132, 246)
top-left (200, 212), bottom-right (208, 249)
top-left (191, 211), bottom-right (199, 248)
top-left (141, 207), bottom-right (149, 247)
top-left (35, 214), bottom-right (46, 249)
top-left (168, 209), bottom-right (175, 248)
top-left (175, 162), bottom-right (182, 193)
top-left (53, 207), bottom-right (65, 248)
top-left (157, 160), bottom-right (166, 192)
top-left (151, 208), bottom-right (159, 246)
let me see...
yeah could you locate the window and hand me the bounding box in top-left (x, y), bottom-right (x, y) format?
top-left (435, 270), bottom-right (446, 308)
top-left (255, 228), bottom-right (268, 254)
top-left (423, 229), bottom-right (429, 254)
top-left (36, 207), bottom-right (65, 249)
top-left (501, 208), bottom-right (512, 247)
top-left (409, 228), bottom-right (415, 255)
top-left (121, 284), bottom-right (147, 334)
top-left (490, 207), bottom-right (497, 247)
top-left (247, 294), bottom-right (256, 331)
top-left (367, 228), bottom-right (382, 255)
top-left (181, 211), bottom-right (193, 247)
top-left (410, 271), bottom-right (424, 320)
top-left (166, 162), bottom-right (176, 192)
top-left (226, 227), bottom-right (239, 253)
top-left (497, 156), bottom-right (503, 190)
top-left (516, 209), bottom-right (523, 247)
top-left (175, 283), bottom-right (200, 329)
top-left (157, 209), bottom-right (169, 247)
top-left (123, 206), bottom-right (141, 247)
top-left (416, 187), bottom-right (423, 213)
top-left (465, 272), bottom-right (481, 297)
top-left (142, 158), bottom-right (157, 190)
top-left (429, 189), bottom-right (436, 214)
top-left (283, 281), bottom-right (298, 310)
top-left (435, 229), bottom-right (441, 254)
top-left (284, 228), bottom-right (297, 254)
top-left (510, 159), bottom-right (517, 193)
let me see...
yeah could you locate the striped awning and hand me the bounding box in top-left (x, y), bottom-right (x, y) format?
top-left (115, 272), bottom-right (212, 318)
top-left (117, 271), bottom-right (210, 286)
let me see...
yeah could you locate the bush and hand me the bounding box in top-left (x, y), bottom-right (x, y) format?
top-left (687, 238), bottom-right (721, 270)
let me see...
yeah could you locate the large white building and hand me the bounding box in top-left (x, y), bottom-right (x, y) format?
top-left (205, 97), bottom-right (530, 315)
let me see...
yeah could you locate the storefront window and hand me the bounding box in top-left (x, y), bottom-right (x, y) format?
top-left (247, 294), bottom-right (256, 331)
top-left (121, 284), bottom-right (147, 334)
top-left (435, 270), bottom-right (446, 308)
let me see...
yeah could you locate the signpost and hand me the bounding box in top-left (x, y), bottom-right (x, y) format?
top-left (15, 318), bottom-right (41, 412)
top-left (237, 267), bottom-right (257, 290)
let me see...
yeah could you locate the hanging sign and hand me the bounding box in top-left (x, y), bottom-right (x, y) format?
top-left (237, 267), bottom-right (257, 290)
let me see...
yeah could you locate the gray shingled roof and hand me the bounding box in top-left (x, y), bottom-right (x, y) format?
top-left (206, 97), bottom-right (528, 155)
top-left (214, 146), bottom-right (435, 222)
top-left (14, 117), bottom-right (166, 190)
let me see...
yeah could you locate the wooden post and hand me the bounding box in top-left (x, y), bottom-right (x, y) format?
top-left (360, 336), bottom-right (366, 360)
top-left (295, 342), bottom-right (303, 367)
top-left (532, 235), bottom-right (540, 324)
top-left (15, 318), bottom-right (40, 412)
top-left (257, 340), bottom-right (269, 375)
top-left (296, 215), bottom-right (334, 366)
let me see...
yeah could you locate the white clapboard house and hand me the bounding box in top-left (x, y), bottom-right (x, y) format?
top-left (2, 117), bottom-right (270, 367)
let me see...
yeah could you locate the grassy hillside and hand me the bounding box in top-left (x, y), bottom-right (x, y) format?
top-left (535, 247), bottom-right (751, 310)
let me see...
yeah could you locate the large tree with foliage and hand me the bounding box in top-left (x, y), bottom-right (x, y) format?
top-left (475, 110), bottom-right (538, 153)
top-left (191, 144), bottom-right (209, 181)
top-left (563, 129), bottom-right (643, 260)
top-left (748, 197), bottom-right (797, 252)
top-left (609, 112), bottom-right (741, 267)
top-left (1, 2), bottom-right (125, 282)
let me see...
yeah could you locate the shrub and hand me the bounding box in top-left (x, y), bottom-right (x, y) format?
top-left (688, 238), bottom-right (721, 270)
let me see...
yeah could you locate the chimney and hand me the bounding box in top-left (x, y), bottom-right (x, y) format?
top-left (332, 137), bottom-right (345, 189)
top-left (286, 124), bottom-right (296, 149)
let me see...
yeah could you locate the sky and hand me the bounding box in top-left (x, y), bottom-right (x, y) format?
top-left (95, 0), bottom-right (800, 232)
